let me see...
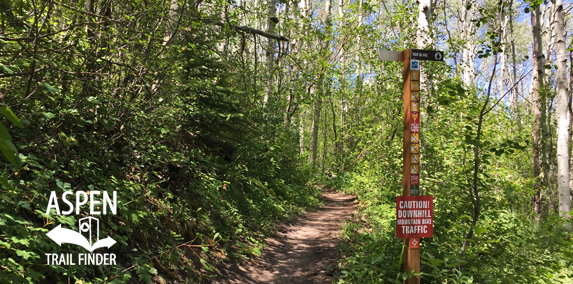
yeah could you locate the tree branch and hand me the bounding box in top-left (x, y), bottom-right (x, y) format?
top-left (202, 20), bottom-right (288, 41)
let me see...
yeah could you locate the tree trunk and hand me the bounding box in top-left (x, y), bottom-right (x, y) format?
top-left (497, 8), bottom-right (507, 103)
top-left (263, 0), bottom-right (277, 108)
top-left (309, 0), bottom-right (332, 168)
top-left (553, 0), bottom-right (571, 232)
top-left (531, 2), bottom-right (546, 216)
top-left (338, 0), bottom-right (345, 161)
top-left (322, 106), bottom-right (328, 171)
top-left (416, 0), bottom-right (432, 48)
top-left (509, 0), bottom-right (518, 114)
top-left (309, 89), bottom-right (321, 167)
top-left (461, 0), bottom-right (476, 86)
top-left (543, 1), bottom-right (555, 83)
top-left (299, 110), bottom-right (305, 154)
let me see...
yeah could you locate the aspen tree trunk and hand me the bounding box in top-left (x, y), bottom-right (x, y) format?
top-left (338, 0), bottom-right (345, 159)
top-left (509, 0), bottom-right (518, 112)
top-left (543, 1), bottom-right (555, 81)
top-left (299, 111), bottom-right (305, 154)
top-left (416, 0), bottom-right (431, 48)
top-left (163, 0), bottom-right (179, 45)
top-left (569, 48), bottom-right (573, 215)
top-left (284, 0), bottom-right (297, 126)
top-left (263, 0), bottom-right (277, 108)
top-left (416, 0), bottom-right (431, 176)
top-left (461, 0), bottom-right (476, 86)
top-left (356, 0), bottom-right (363, 76)
top-left (309, 88), bottom-right (321, 167)
top-left (540, 1), bottom-right (553, 209)
top-left (552, 0), bottom-right (571, 232)
top-left (531, 3), bottom-right (546, 216)
top-left (497, 8), bottom-right (507, 103)
top-left (322, 107), bottom-right (328, 171)
top-left (309, 0), bottom-right (332, 167)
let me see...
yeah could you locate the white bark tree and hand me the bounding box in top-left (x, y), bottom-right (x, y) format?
top-left (263, 0), bottom-right (277, 107)
top-left (460, 0), bottom-right (477, 86)
top-left (552, 0), bottom-right (571, 232)
top-left (309, 0), bottom-right (333, 167)
top-left (417, 0), bottom-right (432, 48)
top-left (531, 2), bottom-right (546, 216)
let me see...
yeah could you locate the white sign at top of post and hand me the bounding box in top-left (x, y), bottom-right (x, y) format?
top-left (410, 60), bottom-right (420, 71)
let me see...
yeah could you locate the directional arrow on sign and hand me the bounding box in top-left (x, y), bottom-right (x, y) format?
top-left (46, 224), bottom-right (116, 252)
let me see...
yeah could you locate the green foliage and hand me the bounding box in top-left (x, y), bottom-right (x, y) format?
top-left (0, 1), bottom-right (321, 283)
top-left (333, 67), bottom-right (573, 283)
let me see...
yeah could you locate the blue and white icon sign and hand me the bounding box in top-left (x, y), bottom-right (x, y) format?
top-left (410, 60), bottom-right (420, 71)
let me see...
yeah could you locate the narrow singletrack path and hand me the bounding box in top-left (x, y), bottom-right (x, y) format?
top-left (212, 188), bottom-right (357, 284)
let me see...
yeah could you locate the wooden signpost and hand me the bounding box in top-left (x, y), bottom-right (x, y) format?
top-left (379, 48), bottom-right (443, 283)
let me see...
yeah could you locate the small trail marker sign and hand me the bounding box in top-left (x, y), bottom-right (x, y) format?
top-left (396, 195), bottom-right (433, 238)
top-left (411, 49), bottom-right (444, 61)
top-left (409, 237), bottom-right (420, 249)
top-left (410, 133), bottom-right (419, 143)
top-left (410, 59), bottom-right (420, 70)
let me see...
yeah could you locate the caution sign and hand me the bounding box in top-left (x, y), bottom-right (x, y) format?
top-left (410, 112), bottom-right (420, 133)
top-left (410, 174), bottom-right (419, 185)
top-left (396, 195), bottom-right (433, 238)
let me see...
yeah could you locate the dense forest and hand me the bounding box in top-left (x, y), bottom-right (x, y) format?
top-left (0, 0), bottom-right (572, 283)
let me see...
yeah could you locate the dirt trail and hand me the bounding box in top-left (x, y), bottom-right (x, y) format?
top-left (212, 188), bottom-right (357, 284)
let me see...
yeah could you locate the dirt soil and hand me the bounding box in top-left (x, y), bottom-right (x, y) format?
top-left (211, 188), bottom-right (357, 284)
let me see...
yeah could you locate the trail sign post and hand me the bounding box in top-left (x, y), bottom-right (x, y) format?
top-left (379, 48), bottom-right (443, 283)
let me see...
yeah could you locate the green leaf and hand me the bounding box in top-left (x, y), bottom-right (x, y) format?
top-left (148, 267), bottom-right (158, 275)
top-left (200, 258), bottom-right (214, 272)
top-left (0, 174), bottom-right (15, 191)
top-left (42, 112), bottom-right (56, 119)
top-left (0, 139), bottom-right (18, 166)
top-left (427, 258), bottom-right (444, 267)
top-left (1, 65), bottom-right (14, 74)
top-left (41, 82), bottom-right (59, 93)
top-left (0, 106), bottom-right (23, 128)
top-left (474, 226), bottom-right (488, 235)
top-left (253, 247), bottom-right (261, 256)
top-left (0, 122), bottom-right (12, 142)
top-left (16, 250), bottom-right (32, 260)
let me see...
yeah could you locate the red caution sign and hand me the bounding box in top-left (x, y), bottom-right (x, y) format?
top-left (396, 196), bottom-right (433, 238)
top-left (410, 112), bottom-right (420, 133)
top-left (410, 174), bottom-right (419, 185)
